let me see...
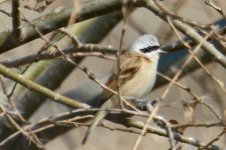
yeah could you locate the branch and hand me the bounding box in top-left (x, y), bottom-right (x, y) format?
top-left (1, 109), bottom-right (221, 150)
top-left (0, 43), bottom-right (116, 67)
top-left (0, 12), bottom-right (122, 150)
top-left (0, 63), bottom-right (89, 109)
top-left (1, 0), bottom-right (226, 69)
top-left (123, 119), bottom-right (220, 150)
top-left (0, 0), bottom-right (127, 53)
top-left (205, 0), bottom-right (226, 19)
top-left (146, 0), bottom-right (226, 68)
top-left (11, 0), bottom-right (21, 39)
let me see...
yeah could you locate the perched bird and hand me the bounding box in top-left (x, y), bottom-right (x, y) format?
top-left (82, 34), bottom-right (164, 144)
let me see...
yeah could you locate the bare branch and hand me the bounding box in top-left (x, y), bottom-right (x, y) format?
top-left (0, 63), bottom-right (90, 109)
top-left (205, 0), bottom-right (226, 19)
top-left (11, 0), bottom-right (21, 39)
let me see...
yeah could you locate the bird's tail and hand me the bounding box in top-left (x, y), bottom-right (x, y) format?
top-left (82, 100), bottom-right (112, 144)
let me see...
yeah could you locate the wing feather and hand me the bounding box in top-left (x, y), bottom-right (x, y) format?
top-left (100, 52), bottom-right (142, 105)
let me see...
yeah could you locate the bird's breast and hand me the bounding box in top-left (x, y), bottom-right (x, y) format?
top-left (120, 61), bottom-right (157, 98)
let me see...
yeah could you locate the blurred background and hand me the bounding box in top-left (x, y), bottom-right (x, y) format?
top-left (0, 0), bottom-right (226, 149)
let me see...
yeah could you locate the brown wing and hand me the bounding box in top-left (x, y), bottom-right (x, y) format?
top-left (100, 52), bottom-right (142, 104)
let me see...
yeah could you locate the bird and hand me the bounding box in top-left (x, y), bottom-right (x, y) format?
top-left (82, 34), bottom-right (165, 144)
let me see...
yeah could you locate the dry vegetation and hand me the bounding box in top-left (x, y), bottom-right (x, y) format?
top-left (0, 0), bottom-right (226, 150)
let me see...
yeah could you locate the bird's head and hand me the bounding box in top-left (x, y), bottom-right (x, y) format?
top-left (129, 34), bottom-right (165, 59)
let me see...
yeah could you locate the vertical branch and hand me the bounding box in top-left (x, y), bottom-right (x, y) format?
top-left (116, 0), bottom-right (129, 109)
top-left (11, 0), bottom-right (21, 39)
top-left (68, 0), bottom-right (80, 25)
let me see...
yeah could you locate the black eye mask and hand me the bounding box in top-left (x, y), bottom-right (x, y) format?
top-left (140, 45), bottom-right (159, 53)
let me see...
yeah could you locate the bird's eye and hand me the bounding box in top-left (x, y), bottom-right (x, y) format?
top-left (148, 45), bottom-right (159, 50)
top-left (140, 45), bottom-right (159, 53)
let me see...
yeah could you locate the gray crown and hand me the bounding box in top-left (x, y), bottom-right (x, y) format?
top-left (130, 34), bottom-right (160, 51)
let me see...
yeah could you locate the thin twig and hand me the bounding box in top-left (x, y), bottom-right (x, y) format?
top-left (0, 44), bottom-right (117, 67)
top-left (147, 0), bottom-right (226, 68)
top-left (166, 16), bottom-right (223, 120)
top-left (173, 122), bottom-right (222, 129)
top-left (117, 0), bottom-right (130, 110)
top-left (199, 129), bottom-right (225, 150)
top-left (132, 102), bottom-right (160, 150)
top-left (158, 72), bottom-right (222, 121)
top-left (0, 106), bottom-right (45, 149)
top-left (0, 75), bottom-right (26, 123)
top-left (205, 0), bottom-right (226, 19)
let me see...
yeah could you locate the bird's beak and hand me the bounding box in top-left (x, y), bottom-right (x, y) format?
top-left (157, 49), bottom-right (167, 53)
